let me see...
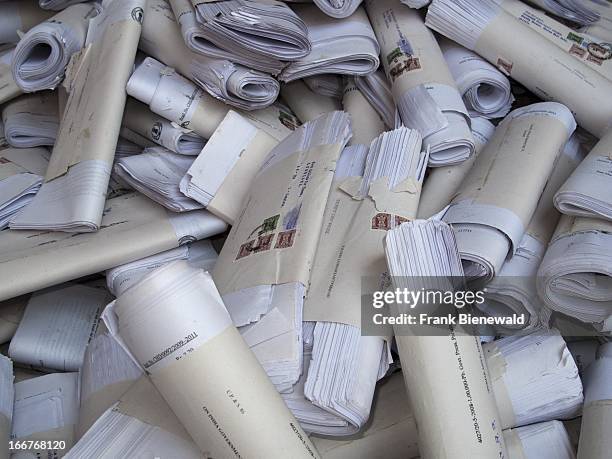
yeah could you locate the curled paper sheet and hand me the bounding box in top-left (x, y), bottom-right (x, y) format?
top-left (11, 3), bottom-right (98, 92)
top-left (417, 116), bottom-right (495, 219)
top-left (312, 0), bottom-right (363, 19)
top-left (0, 147), bottom-right (49, 229)
top-left (0, 192), bottom-right (227, 302)
top-left (384, 220), bottom-right (507, 459)
top-left (537, 215), bottom-right (612, 326)
top-left (0, 356), bottom-right (12, 459)
top-left (114, 146), bottom-right (202, 213)
top-left (2, 91), bottom-right (59, 148)
top-left (578, 342), bottom-right (612, 459)
top-left (482, 330), bottom-right (583, 429)
top-left (106, 239), bottom-right (218, 297)
top-left (440, 37), bottom-right (514, 119)
top-left (0, 48), bottom-right (22, 105)
top-left (443, 102), bottom-right (576, 280)
top-left (354, 70), bottom-right (399, 130)
top-left (281, 79), bottom-right (342, 123)
top-left (280, 5), bottom-right (380, 82)
top-left (11, 0), bottom-right (146, 233)
top-left (479, 135), bottom-right (586, 334)
top-left (122, 98), bottom-right (204, 155)
top-left (503, 420), bottom-right (575, 459)
top-left (342, 79), bottom-right (386, 146)
top-left (0, 1), bottom-right (53, 45)
top-left (554, 130), bottom-right (612, 222)
top-left (425, 0), bottom-right (612, 137)
top-left (304, 74), bottom-right (344, 99)
top-left (366, 0), bottom-right (475, 167)
top-left (113, 261), bottom-right (320, 458)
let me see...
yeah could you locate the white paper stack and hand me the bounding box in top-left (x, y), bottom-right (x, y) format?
top-left (304, 74), bottom-right (344, 99)
top-left (0, 355), bottom-right (13, 459)
top-left (122, 98), bottom-right (204, 155)
top-left (312, 0), bottom-right (363, 19)
top-left (191, 0), bottom-right (310, 75)
top-left (280, 5), bottom-right (379, 82)
top-left (483, 329), bottom-right (583, 429)
top-left (11, 3), bottom-right (98, 92)
top-left (554, 130), bottom-right (612, 222)
top-left (12, 372), bottom-right (79, 453)
top-left (106, 239), bottom-right (218, 296)
top-left (537, 215), bottom-right (612, 327)
top-left (1, 91), bottom-right (59, 148)
top-left (114, 146), bottom-right (202, 213)
top-left (443, 102), bottom-right (576, 281)
top-left (503, 420), bottom-right (576, 459)
top-left (354, 69), bottom-right (399, 130)
top-left (8, 284), bottom-right (106, 372)
top-left (366, 0), bottom-right (475, 167)
top-left (440, 37), bottom-right (514, 119)
top-left (77, 332), bottom-right (144, 437)
top-left (0, 146), bottom-right (49, 229)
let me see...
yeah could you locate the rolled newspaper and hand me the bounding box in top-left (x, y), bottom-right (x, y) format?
top-left (425, 0), bottom-right (612, 137)
top-left (554, 129), bottom-right (612, 222)
top-left (577, 342), bottom-right (612, 459)
top-left (280, 79), bottom-right (342, 123)
top-left (443, 102), bottom-right (576, 280)
top-left (385, 220), bottom-right (507, 458)
top-left (342, 79), bottom-right (386, 146)
top-left (312, 0), bottom-right (363, 19)
top-left (0, 1), bottom-right (53, 44)
top-left (1, 91), bottom-right (59, 148)
top-left (354, 69), bottom-right (399, 130)
top-left (304, 74), bottom-right (344, 99)
top-left (11, 3), bottom-right (98, 92)
top-left (113, 261), bottom-right (320, 458)
top-left (366, 0), bottom-right (475, 167)
top-left (503, 420), bottom-right (575, 459)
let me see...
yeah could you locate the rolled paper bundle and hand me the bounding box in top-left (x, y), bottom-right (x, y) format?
top-left (483, 330), bottom-right (583, 429)
top-left (554, 129), bottom-right (612, 222)
top-left (106, 239), bottom-right (218, 297)
top-left (304, 74), bottom-right (344, 99)
top-left (580, 21), bottom-right (612, 42)
top-left (0, 147), bottom-right (49, 229)
top-left (479, 134), bottom-right (587, 333)
top-left (385, 219), bottom-right (507, 459)
top-left (191, 0), bottom-right (310, 73)
top-left (114, 146), bottom-right (202, 213)
top-left (2, 91), bottom-right (59, 148)
top-left (566, 339), bottom-right (600, 376)
top-left (0, 192), bottom-right (227, 302)
top-left (354, 70), bottom-right (399, 130)
top-left (12, 373), bottom-right (79, 454)
top-left (11, 3), bottom-right (98, 92)
top-left (77, 332), bottom-right (144, 439)
top-left (122, 98), bottom-right (204, 155)
top-left (342, 79), bottom-right (386, 146)
top-left (578, 342), bottom-right (612, 459)
top-left (366, 0), bottom-right (474, 167)
top-left (39, 0), bottom-right (90, 10)
top-left (113, 261), bottom-right (320, 458)
top-left (11, 0), bottom-right (146, 233)
top-left (0, 1), bottom-right (53, 45)
top-left (312, 0), bottom-right (362, 18)
top-left (67, 376), bottom-right (202, 458)
top-left (280, 5), bottom-right (380, 82)
top-left (527, 0), bottom-right (607, 26)
top-left (0, 356), bottom-right (13, 459)
top-left (439, 37), bottom-right (514, 119)
top-left (537, 215), bottom-right (612, 326)
top-left (443, 102), bottom-right (576, 281)
top-left (0, 48), bottom-right (22, 105)
top-left (503, 421), bottom-right (575, 459)
top-left (417, 116), bottom-right (495, 219)
top-left (0, 295), bottom-right (27, 344)
top-left (425, 0), bottom-right (612, 137)
top-left (400, 0), bottom-right (430, 7)
top-left (281, 80), bottom-right (342, 123)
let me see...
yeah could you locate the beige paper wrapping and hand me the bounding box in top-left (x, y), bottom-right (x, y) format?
top-left (121, 98), bottom-right (177, 148)
top-left (0, 295), bottom-right (27, 344)
top-left (0, 147), bottom-right (49, 178)
top-left (577, 400), bottom-right (612, 459)
top-left (16, 1), bottom-right (54, 37)
top-left (0, 192), bottom-right (213, 302)
top-left (0, 50), bottom-right (21, 105)
top-left (213, 142), bottom-right (342, 295)
top-left (482, 341), bottom-right (517, 429)
top-left (281, 80), bottom-right (342, 123)
top-left (502, 427), bottom-right (527, 459)
top-left (551, 215), bottom-right (612, 242)
top-left (305, 177), bottom-right (421, 327)
top-left (46, 1), bottom-right (144, 182)
top-left (0, 413), bottom-right (8, 459)
top-left (394, 332), bottom-right (507, 458)
top-left (149, 326), bottom-right (319, 458)
top-left (2, 90), bottom-right (59, 127)
top-left (474, 10), bottom-right (612, 137)
top-left (342, 80), bottom-right (386, 146)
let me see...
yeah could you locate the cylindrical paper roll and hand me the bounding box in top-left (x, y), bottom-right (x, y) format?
top-left (115, 261), bottom-right (320, 458)
top-left (281, 80), bottom-right (342, 124)
top-left (342, 79), bottom-right (386, 146)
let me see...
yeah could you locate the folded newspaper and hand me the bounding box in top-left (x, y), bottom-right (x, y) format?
top-left (1, 91), bottom-right (59, 148)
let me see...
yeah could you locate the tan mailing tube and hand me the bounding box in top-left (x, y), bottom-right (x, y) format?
top-left (115, 261), bottom-right (320, 458)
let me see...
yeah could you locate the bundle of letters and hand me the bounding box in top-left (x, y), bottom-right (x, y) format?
top-left (0, 0), bottom-right (610, 458)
